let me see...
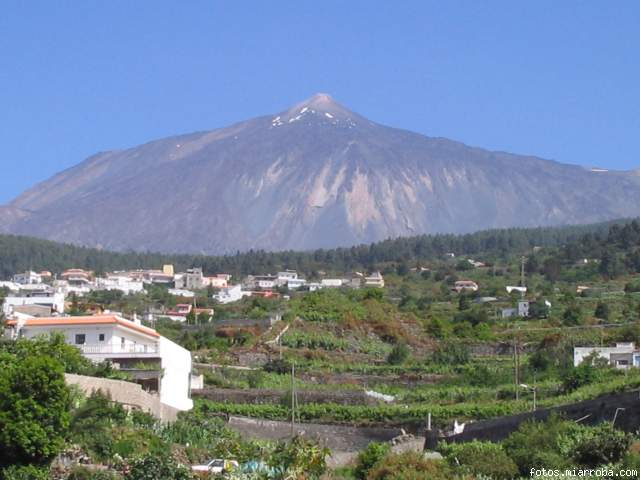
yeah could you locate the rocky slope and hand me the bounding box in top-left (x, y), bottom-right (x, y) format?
top-left (2, 93), bottom-right (640, 253)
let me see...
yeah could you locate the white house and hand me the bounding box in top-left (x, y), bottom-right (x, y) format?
top-left (4, 314), bottom-right (193, 411)
top-left (213, 284), bottom-right (249, 304)
top-left (256, 276), bottom-right (278, 290)
top-left (0, 281), bottom-right (21, 291)
top-left (506, 286), bottom-right (527, 295)
top-left (96, 275), bottom-right (145, 295)
top-left (168, 288), bottom-right (195, 298)
top-left (364, 272), bottom-right (385, 288)
top-left (174, 268), bottom-right (207, 290)
top-left (454, 280), bottom-right (478, 293)
top-left (13, 271), bottom-right (43, 285)
top-left (203, 275), bottom-right (228, 289)
top-left (574, 342), bottom-right (640, 369)
top-left (287, 278), bottom-right (307, 290)
top-left (277, 270), bottom-right (298, 286)
top-left (321, 278), bottom-right (344, 288)
top-left (3, 291), bottom-right (65, 316)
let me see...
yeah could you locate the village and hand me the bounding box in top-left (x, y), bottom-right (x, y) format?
top-left (3, 224), bottom-right (640, 478)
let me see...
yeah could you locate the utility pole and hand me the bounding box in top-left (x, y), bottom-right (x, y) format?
top-left (290, 363), bottom-right (296, 436)
top-left (514, 331), bottom-right (519, 400)
top-left (520, 256), bottom-right (526, 298)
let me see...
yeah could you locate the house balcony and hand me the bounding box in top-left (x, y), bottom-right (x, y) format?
top-left (78, 343), bottom-right (160, 359)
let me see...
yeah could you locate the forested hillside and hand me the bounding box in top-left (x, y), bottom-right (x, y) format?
top-left (0, 219), bottom-right (632, 279)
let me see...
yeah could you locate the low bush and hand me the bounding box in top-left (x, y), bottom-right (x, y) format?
top-left (354, 442), bottom-right (390, 480)
top-left (366, 451), bottom-right (452, 480)
top-left (439, 440), bottom-right (518, 479)
top-left (123, 454), bottom-right (191, 480)
top-left (386, 344), bottom-right (410, 365)
top-left (567, 422), bottom-right (633, 467)
top-left (431, 342), bottom-right (470, 365)
top-left (1, 465), bottom-right (50, 480)
top-left (503, 415), bottom-right (573, 475)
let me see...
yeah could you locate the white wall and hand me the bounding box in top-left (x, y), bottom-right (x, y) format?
top-left (573, 346), bottom-right (635, 367)
top-left (159, 336), bottom-right (194, 411)
top-left (15, 323), bottom-right (156, 356)
top-left (3, 292), bottom-right (65, 315)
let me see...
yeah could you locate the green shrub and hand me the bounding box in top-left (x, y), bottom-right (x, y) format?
top-left (366, 451), bottom-right (452, 480)
top-left (503, 415), bottom-right (573, 475)
top-left (386, 344), bottom-right (410, 365)
top-left (0, 352), bottom-right (71, 469)
top-left (431, 342), bottom-right (470, 365)
top-left (563, 304), bottom-right (583, 326)
top-left (69, 392), bottom-right (128, 460)
top-left (594, 302), bottom-right (610, 321)
top-left (354, 442), bottom-right (391, 480)
top-left (246, 370), bottom-right (265, 388)
top-left (268, 436), bottom-right (329, 480)
top-left (124, 454), bottom-right (191, 480)
top-left (561, 364), bottom-right (599, 393)
top-left (263, 358), bottom-right (292, 375)
top-left (281, 331), bottom-right (348, 351)
top-left (67, 465), bottom-right (122, 479)
top-left (1, 465), bottom-right (49, 480)
top-left (439, 440), bottom-right (518, 479)
top-left (568, 423), bottom-right (633, 467)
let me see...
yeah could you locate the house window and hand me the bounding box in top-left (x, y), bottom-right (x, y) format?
top-left (75, 334), bottom-right (86, 345)
top-left (98, 334), bottom-right (105, 342)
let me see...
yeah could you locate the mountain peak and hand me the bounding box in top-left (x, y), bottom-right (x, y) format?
top-left (304, 92), bottom-right (337, 108)
top-left (272, 93), bottom-right (360, 127)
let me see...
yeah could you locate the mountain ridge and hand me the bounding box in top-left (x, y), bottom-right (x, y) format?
top-left (2, 94), bottom-right (640, 254)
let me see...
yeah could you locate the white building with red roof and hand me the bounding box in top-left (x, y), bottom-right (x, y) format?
top-left (4, 314), bottom-right (193, 411)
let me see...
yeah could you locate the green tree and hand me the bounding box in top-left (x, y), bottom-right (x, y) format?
top-left (439, 440), bottom-right (518, 479)
top-left (561, 363), bottom-right (599, 393)
top-left (569, 423), bottom-right (632, 467)
top-left (1, 464), bottom-right (50, 480)
top-left (5, 333), bottom-right (93, 375)
top-left (543, 258), bottom-right (561, 282)
top-left (267, 436), bottom-right (329, 480)
top-left (0, 353), bottom-right (71, 469)
top-left (503, 415), bottom-right (572, 475)
top-left (69, 392), bottom-right (128, 460)
top-left (562, 304), bottom-right (583, 326)
top-left (124, 454), bottom-right (192, 480)
top-left (355, 442), bottom-right (390, 480)
top-left (386, 343), bottom-right (410, 365)
top-left (599, 250), bottom-right (625, 279)
top-left (367, 451), bottom-right (452, 480)
top-left (594, 302), bottom-right (610, 321)
top-left (457, 294), bottom-right (470, 311)
top-left (529, 301), bottom-right (550, 319)
top-left (431, 341), bottom-right (470, 365)
top-left (455, 259), bottom-right (473, 271)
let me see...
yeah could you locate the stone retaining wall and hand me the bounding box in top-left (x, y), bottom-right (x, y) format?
top-left (65, 373), bottom-right (179, 423)
top-left (227, 415), bottom-right (408, 452)
top-left (194, 387), bottom-right (380, 405)
top-left (434, 389), bottom-right (640, 446)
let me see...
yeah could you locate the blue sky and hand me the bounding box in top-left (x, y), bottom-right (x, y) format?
top-left (1, 1), bottom-right (639, 203)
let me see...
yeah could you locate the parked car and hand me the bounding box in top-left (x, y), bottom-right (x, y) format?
top-left (192, 459), bottom-right (239, 476)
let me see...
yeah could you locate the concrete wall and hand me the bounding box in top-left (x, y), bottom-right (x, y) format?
top-left (436, 390), bottom-right (640, 445)
top-left (227, 415), bottom-right (404, 452)
top-left (194, 387), bottom-right (380, 406)
top-left (65, 373), bottom-right (179, 423)
top-left (158, 336), bottom-right (193, 411)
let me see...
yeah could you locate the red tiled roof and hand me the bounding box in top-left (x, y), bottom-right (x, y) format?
top-left (5, 315), bottom-right (160, 338)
